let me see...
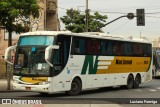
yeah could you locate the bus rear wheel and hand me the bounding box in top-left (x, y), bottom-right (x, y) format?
top-left (67, 78), bottom-right (82, 96)
top-left (127, 74), bottom-right (134, 89)
top-left (134, 75), bottom-right (141, 88)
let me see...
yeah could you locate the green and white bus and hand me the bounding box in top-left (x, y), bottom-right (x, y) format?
top-left (5, 31), bottom-right (152, 95)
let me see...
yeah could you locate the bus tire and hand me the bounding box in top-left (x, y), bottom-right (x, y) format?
top-left (127, 74), bottom-right (134, 89)
top-left (134, 74), bottom-right (141, 88)
top-left (67, 78), bottom-right (82, 96)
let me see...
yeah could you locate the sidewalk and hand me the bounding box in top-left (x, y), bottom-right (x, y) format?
top-left (0, 79), bottom-right (13, 91)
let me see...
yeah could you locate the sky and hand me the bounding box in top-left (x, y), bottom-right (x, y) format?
top-left (58, 0), bottom-right (160, 40)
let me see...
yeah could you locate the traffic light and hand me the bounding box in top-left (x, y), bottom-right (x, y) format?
top-left (136, 9), bottom-right (145, 26)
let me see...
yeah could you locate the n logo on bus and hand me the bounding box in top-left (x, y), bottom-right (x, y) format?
top-left (81, 55), bottom-right (99, 74)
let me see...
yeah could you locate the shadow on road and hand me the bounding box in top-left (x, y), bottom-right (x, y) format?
top-left (22, 85), bottom-right (149, 98)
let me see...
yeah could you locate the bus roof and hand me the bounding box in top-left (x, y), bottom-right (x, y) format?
top-left (20, 31), bottom-right (151, 44)
top-left (20, 31), bottom-right (72, 36)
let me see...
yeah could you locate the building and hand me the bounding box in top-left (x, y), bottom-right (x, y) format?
top-left (152, 37), bottom-right (160, 50)
top-left (32, 0), bottom-right (58, 31)
top-left (0, 0), bottom-right (58, 59)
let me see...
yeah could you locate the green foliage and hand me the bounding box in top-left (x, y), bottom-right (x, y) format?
top-left (0, 0), bottom-right (39, 33)
top-left (60, 8), bottom-right (108, 33)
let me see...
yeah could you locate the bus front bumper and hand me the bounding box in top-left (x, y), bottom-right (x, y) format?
top-left (12, 82), bottom-right (52, 93)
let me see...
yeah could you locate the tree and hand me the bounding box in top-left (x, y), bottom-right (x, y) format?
top-left (0, 0), bottom-right (39, 46)
top-left (60, 8), bottom-right (108, 33)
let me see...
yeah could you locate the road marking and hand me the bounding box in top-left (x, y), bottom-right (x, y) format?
top-left (134, 89), bottom-right (142, 91)
top-left (157, 87), bottom-right (160, 90)
top-left (148, 89), bottom-right (157, 92)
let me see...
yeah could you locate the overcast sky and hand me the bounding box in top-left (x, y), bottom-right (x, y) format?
top-left (58, 0), bottom-right (160, 39)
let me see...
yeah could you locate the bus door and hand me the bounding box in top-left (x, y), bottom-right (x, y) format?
top-left (52, 35), bottom-right (71, 76)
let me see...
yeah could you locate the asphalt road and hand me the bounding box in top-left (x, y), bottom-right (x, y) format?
top-left (0, 79), bottom-right (160, 104)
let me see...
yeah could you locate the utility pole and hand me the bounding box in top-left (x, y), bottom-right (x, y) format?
top-left (85, 0), bottom-right (88, 32)
top-left (7, 32), bottom-right (12, 90)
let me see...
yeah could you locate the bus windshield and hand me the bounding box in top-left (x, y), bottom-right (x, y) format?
top-left (13, 36), bottom-right (54, 76)
top-left (19, 36), bottom-right (54, 46)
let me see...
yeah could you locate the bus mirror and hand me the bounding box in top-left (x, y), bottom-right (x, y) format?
top-left (45, 45), bottom-right (59, 67)
top-left (4, 45), bottom-right (16, 65)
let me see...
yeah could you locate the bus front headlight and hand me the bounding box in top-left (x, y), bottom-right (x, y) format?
top-left (13, 80), bottom-right (19, 84)
top-left (38, 81), bottom-right (50, 85)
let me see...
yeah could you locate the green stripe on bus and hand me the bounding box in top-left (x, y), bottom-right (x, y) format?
top-left (81, 55), bottom-right (99, 74)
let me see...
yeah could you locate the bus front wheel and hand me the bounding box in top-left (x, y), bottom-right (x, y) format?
top-left (127, 74), bottom-right (134, 89)
top-left (67, 78), bottom-right (82, 96)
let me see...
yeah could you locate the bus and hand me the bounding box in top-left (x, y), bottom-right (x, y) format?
top-left (153, 49), bottom-right (160, 77)
top-left (5, 31), bottom-right (152, 95)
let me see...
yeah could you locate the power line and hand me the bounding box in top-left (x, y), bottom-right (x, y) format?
top-left (146, 16), bottom-right (160, 18)
top-left (58, 7), bottom-right (160, 15)
top-left (91, 10), bottom-right (127, 15)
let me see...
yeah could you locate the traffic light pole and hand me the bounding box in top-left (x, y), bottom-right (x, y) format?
top-left (101, 9), bottom-right (145, 28)
top-left (98, 12), bottom-right (136, 30)
top-left (98, 15), bottom-right (128, 30)
top-left (103, 15), bottom-right (127, 27)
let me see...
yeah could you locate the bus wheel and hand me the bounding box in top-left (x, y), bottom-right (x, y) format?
top-left (127, 74), bottom-right (134, 89)
top-left (134, 75), bottom-right (141, 88)
top-left (67, 78), bottom-right (82, 96)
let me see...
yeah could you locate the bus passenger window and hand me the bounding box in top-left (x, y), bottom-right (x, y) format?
top-left (71, 37), bottom-right (85, 55)
top-left (93, 40), bottom-right (100, 54)
top-left (87, 39), bottom-right (92, 54)
top-left (119, 43), bottom-right (124, 55)
top-left (136, 44), bottom-right (143, 56)
top-left (71, 39), bottom-right (80, 54)
top-left (86, 39), bottom-right (100, 55)
top-left (112, 43), bottom-right (117, 55)
top-left (101, 41), bottom-right (110, 55)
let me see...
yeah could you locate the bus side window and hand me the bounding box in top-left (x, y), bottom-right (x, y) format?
top-left (124, 43), bottom-right (129, 56)
top-left (101, 41), bottom-right (110, 55)
top-left (112, 42), bottom-right (116, 55)
top-left (118, 42), bottom-right (124, 55)
top-left (71, 38), bottom-right (80, 54)
top-left (79, 38), bottom-right (85, 54)
top-left (143, 44), bottom-right (151, 57)
top-left (93, 40), bottom-right (100, 54)
top-left (87, 39), bottom-right (92, 54)
top-left (133, 44), bottom-right (138, 56)
top-left (148, 44), bottom-right (152, 56)
top-left (138, 44), bottom-right (143, 56)
top-left (71, 37), bottom-right (85, 55)
top-left (86, 39), bottom-right (100, 55)
top-left (125, 43), bottom-right (133, 56)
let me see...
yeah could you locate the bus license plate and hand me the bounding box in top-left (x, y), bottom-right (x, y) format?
top-left (25, 87), bottom-right (31, 90)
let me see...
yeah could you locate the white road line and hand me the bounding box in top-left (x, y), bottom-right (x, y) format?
top-left (148, 89), bottom-right (157, 92)
top-left (134, 89), bottom-right (142, 91)
top-left (156, 87), bottom-right (160, 90)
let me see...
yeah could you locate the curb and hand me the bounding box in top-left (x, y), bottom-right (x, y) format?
top-left (0, 90), bottom-right (25, 93)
